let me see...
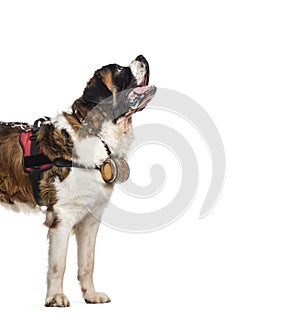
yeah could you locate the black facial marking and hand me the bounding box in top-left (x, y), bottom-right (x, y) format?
top-left (113, 65), bottom-right (137, 90)
top-left (82, 72), bottom-right (112, 104)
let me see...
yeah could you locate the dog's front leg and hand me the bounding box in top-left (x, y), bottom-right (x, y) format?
top-left (45, 222), bottom-right (72, 307)
top-left (75, 213), bottom-right (111, 304)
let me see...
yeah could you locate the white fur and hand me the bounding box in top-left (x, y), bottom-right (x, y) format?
top-left (53, 113), bottom-right (76, 139)
top-left (129, 60), bottom-right (147, 85)
top-left (100, 119), bottom-right (134, 157)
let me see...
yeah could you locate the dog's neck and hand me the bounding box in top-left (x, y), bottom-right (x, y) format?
top-left (63, 97), bottom-right (111, 138)
top-left (99, 119), bottom-right (134, 158)
top-left (57, 110), bottom-right (134, 161)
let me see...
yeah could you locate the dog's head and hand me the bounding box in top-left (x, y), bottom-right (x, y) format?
top-left (82, 55), bottom-right (150, 105)
top-left (71, 55), bottom-right (156, 136)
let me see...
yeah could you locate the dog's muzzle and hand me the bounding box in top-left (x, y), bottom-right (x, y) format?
top-left (125, 85), bottom-right (157, 113)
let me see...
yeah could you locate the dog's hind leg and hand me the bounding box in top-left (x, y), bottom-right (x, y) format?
top-left (45, 219), bottom-right (72, 307)
top-left (75, 213), bottom-right (111, 304)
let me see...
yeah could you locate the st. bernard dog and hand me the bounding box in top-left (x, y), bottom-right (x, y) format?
top-left (0, 55), bottom-right (156, 307)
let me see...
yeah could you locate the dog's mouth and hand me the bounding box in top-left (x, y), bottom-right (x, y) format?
top-left (124, 85), bottom-right (156, 117)
top-left (140, 74), bottom-right (149, 87)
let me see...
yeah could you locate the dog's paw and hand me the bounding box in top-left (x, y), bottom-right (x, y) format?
top-left (84, 292), bottom-right (111, 304)
top-left (45, 293), bottom-right (70, 307)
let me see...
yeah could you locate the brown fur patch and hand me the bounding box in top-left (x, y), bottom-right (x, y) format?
top-left (99, 69), bottom-right (114, 91)
top-left (0, 126), bottom-right (36, 206)
top-left (40, 167), bottom-right (70, 212)
top-left (48, 214), bottom-right (60, 229)
top-left (37, 123), bottom-right (73, 209)
top-left (37, 124), bottom-right (74, 161)
top-left (63, 111), bottom-right (81, 132)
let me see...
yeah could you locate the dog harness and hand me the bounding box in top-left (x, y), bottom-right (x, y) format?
top-left (1, 118), bottom-right (130, 206)
top-left (19, 119), bottom-right (53, 172)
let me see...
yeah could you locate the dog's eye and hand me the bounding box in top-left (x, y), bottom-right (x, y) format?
top-left (116, 66), bottom-right (122, 74)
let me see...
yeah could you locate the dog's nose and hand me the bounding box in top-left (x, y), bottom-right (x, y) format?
top-left (135, 55), bottom-right (147, 63)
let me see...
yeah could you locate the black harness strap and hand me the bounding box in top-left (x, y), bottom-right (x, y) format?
top-left (24, 153), bottom-right (52, 167)
top-left (54, 158), bottom-right (89, 169)
top-left (30, 169), bottom-right (43, 206)
top-left (29, 118), bottom-right (48, 206)
top-left (23, 156), bottom-right (92, 170)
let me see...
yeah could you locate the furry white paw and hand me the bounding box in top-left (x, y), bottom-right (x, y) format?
top-left (84, 292), bottom-right (111, 304)
top-left (45, 293), bottom-right (70, 307)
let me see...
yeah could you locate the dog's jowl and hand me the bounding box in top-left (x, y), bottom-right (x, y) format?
top-left (0, 55), bottom-right (156, 307)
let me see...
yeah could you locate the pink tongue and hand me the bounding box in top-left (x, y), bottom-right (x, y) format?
top-left (133, 86), bottom-right (151, 94)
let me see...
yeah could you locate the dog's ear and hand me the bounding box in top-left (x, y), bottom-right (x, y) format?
top-left (82, 69), bottom-right (112, 104)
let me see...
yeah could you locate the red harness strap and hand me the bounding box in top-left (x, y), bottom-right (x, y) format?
top-left (19, 131), bottom-right (53, 172)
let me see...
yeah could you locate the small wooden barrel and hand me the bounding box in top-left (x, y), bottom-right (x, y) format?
top-left (100, 158), bottom-right (130, 184)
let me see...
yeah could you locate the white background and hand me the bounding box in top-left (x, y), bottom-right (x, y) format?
top-left (0, 0), bottom-right (300, 317)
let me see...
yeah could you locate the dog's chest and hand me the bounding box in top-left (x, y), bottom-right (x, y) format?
top-left (54, 136), bottom-right (111, 215)
top-left (53, 125), bottom-right (133, 219)
top-left (55, 169), bottom-right (114, 220)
